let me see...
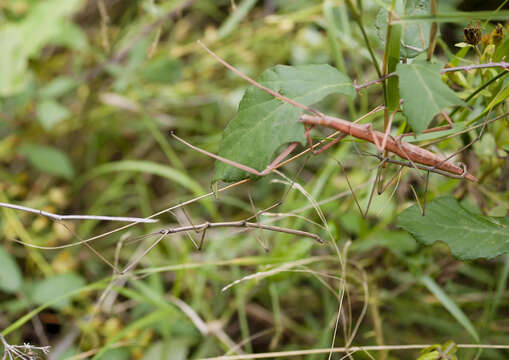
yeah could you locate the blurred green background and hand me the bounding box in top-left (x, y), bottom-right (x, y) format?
top-left (0, 0), bottom-right (508, 359)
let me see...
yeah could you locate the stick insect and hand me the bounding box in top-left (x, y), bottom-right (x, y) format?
top-left (171, 41), bottom-right (478, 223)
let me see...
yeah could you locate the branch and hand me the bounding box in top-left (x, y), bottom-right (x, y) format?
top-left (355, 61), bottom-right (509, 91)
top-left (0, 202), bottom-right (158, 223)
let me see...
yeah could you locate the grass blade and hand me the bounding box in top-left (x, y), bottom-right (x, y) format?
top-left (421, 275), bottom-right (480, 342)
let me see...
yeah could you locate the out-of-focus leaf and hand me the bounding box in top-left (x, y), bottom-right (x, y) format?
top-left (31, 273), bottom-right (86, 310)
top-left (494, 36), bottom-right (509, 62)
top-left (97, 348), bottom-right (130, 360)
top-left (141, 57), bottom-right (182, 84)
top-left (39, 77), bottom-right (77, 98)
top-left (19, 144), bottom-right (75, 180)
top-left (0, 246), bottom-right (23, 293)
top-left (376, 0), bottom-right (431, 58)
top-left (82, 160), bottom-right (216, 217)
top-left (213, 64), bottom-right (355, 182)
top-left (473, 133), bottom-right (496, 157)
top-left (398, 196), bottom-right (509, 259)
top-left (142, 340), bottom-right (189, 360)
top-left (396, 60), bottom-right (465, 134)
top-left (50, 22), bottom-right (89, 52)
top-left (36, 100), bottom-right (71, 130)
top-left (217, 0), bottom-right (258, 39)
top-left (352, 231), bottom-right (417, 257)
top-left (421, 275), bottom-right (479, 341)
top-left (0, 0), bottom-right (83, 96)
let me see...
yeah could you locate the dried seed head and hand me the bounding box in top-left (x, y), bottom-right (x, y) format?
top-left (464, 23), bottom-right (482, 46)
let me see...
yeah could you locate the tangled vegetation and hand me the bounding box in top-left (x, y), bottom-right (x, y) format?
top-left (1, 1), bottom-right (508, 359)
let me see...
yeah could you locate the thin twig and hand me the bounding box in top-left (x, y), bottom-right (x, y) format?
top-left (355, 61), bottom-right (509, 91)
top-left (197, 40), bottom-right (324, 118)
top-left (12, 218), bottom-right (322, 252)
top-left (160, 221), bottom-right (323, 244)
top-left (202, 344), bottom-right (509, 360)
top-left (5, 180), bottom-right (250, 250)
top-left (119, 220), bottom-right (322, 274)
top-left (0, 202), bottom-right (157, 223)
top-left (422, 111), bottom-right (509, 148)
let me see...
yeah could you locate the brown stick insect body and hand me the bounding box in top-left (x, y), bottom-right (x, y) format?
top-left (301, 114), bottom-right (477, 182)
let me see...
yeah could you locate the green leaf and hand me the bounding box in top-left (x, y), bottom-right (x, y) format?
top-left (36, 100), bottom-right (71, 130)
top-left (385, 2), bottom-right (402, 111)
top-left (141, 57), bottom-right (182, 84)
top-left (419, 341), bottom-right (458, 360)
top-left (398, 196), bottom-right (509, 260)
top-left (50, 21), bottom-right (89, 52)
top-left (421, 275), bottom-right (480, 342)
top-left (417, 351), bottom-right (440, 360)
top-left (0, 0), bottom-right (83, 96)
top-left (217, 0), bottom-right (258, 40)
top-left (351, 231), bottom-right (417, 257)
top-left (31, 273), bottom-right (86, 310)
top-left (213, 64), bottom-right (355, 182)
top-left (97, 348), bottom-right (130, 360)
top-left (142, 340), bottom-right (189, 360)
top-left (396, 60), bottom-right (465, 134)
top-left (0, 246), bottom-right (23, 293)
top-left (375, 0), bottom-right (431, 59)
top-left (494, 36), bottom-right (509, 62)
top-left (39, 76), bottom-right (77, 98)
top-left (19, 144), bottom-right (75, 180)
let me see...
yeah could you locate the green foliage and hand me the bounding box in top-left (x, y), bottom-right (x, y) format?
top-left (141, 340), bottom-right (189, 360)
top-left (417, 340), bottom-right (458, 360)
top-left (384, 1), bottom-right (403, 111)
top-left (494, 36), bottom-right (509, 61)
top-left (375, 0), bottom-right (431, 59)
top-left (19, 144), bottom-right (75, 180)
top-left (0, 246), bottom-right (23, 293)
top-left (0, 0), bottom-right (84, 96)
top-left (97, 348), bottom-right (131, 360)
top-left (38, 76), bottom-right (77, 98)
top-left (398, 196), bottom-right (509, 260)
top-left (141, 57), bottom-right (182, 84)
top-left (36, 99), bottom-right (71, 130)
top-left (30, 273), bottom-right (86, 310)
top-left (1, 1), bottom-right (509, 358)
top-left (396, 60), bottom-right (465, 133)
top-left (213, 64), bottom-right (355, 182)
top-left (421, 276), bottom-right (479, 341)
